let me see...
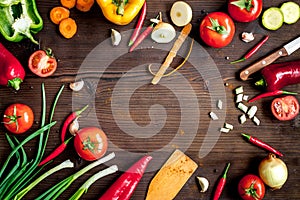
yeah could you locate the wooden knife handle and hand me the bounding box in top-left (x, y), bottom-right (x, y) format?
top-left (239, 47), bottom-right (288, 81)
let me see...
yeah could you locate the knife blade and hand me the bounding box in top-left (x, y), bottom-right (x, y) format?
top-left (240, 36), bottom-right (300, 81)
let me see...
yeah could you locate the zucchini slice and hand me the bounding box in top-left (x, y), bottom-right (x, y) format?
top-left (262, 7), bottom-right (284, 30)
top-left (280, 1), bottom-right (300, 24)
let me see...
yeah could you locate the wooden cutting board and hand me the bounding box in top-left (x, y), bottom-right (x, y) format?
top-left (145, 149), bottom-right (198, 200)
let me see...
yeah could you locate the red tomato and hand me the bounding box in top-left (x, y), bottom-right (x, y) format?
top-left (238, 174), bottom-right (265, 200)
top-left (3, 103), bottom-right (34, 134)
top-left (199, 12), bottom-right (235, 48)
top-left (228, 0), bottom-right (263, 22)
top-left (28, 49), bottom-right (57, 77)
top-left (271, 95), bottom-right (299, 121)
top-left (74, 127), bottom-right (108, 161)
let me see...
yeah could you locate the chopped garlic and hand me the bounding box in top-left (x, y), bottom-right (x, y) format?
top-left (217, 100), bottom-right (223, 109)
top-left (247, 106), bottom-right (257, 119)
top-left (243, 95), bottom-right (249, 101)
top-left (236, 93), bottom-right (243, 103)
top-left (224, 123), bottom-right (234, 130)
top-left (252, 116), bottom-right (260, 126)
top-left (209, 112), bottom-right (218, 120)
top-left (220, 127), bottom-right (230, 133)
top-left (237, 102), bottom-right (248, 113)
top-left (234, 86), bottom-right (244, 94)
top-left (239, 114), bottom-right (247, 124)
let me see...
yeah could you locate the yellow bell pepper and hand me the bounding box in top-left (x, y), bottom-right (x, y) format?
top-left (96, 0), bottom-right (145, 25)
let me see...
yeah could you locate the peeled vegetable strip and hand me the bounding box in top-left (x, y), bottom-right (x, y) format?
top-left (151, 23), bottom-right (192, 85)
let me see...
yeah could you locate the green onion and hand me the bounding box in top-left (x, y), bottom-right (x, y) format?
top-left (14, 159), bottom-right (74, 200)
top-left (0, 84), bottom-right (65, 199)
top-left (69, 165), bottom-right (118, 200)
top-left (36, 152), bottom-right (116, 200)
top-left (0, 121), bottom-right (56, 178)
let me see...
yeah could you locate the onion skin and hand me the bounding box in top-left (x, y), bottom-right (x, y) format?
top-left (258, 153), bottom-right (288, 190)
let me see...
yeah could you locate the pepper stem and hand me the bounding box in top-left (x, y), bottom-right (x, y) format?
top-left (282, 90), bottom-right (298, 95)
top-left (8, 78), bottom-right (23, 91)
top-left (206, 17), bottom-right (228, 35)
top-left (230, 57), bottom-right (246, 64)
top-left (75, 105), bottom-right (89, 116)
top-left (222, 163), bottom-right (231, 179)
top-left (241, 133), bottom-right (251, 140)
top-left (255, 78), bottom-right (266, 87)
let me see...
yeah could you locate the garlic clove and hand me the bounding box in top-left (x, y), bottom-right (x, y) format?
top-left (70, 79), bottom-right (84, 91)
top-left (196, 176), bottom-right (209, 193)
top-left (69, 118), bottom-right (79, 136)
top-left (241, 32), bottom-right (255, 43)
top-left (111, 29), bottom-right (121, 46)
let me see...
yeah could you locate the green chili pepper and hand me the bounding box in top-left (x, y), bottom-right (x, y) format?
top-left (0, 0), bottom-right (43, 44)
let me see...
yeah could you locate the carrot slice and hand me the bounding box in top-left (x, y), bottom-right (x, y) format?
top-left (76, 0), bottom-right (95, 12)
top-left (59, 18), bottom-right (77, 39)
top-left (50, 6), bottom-right (70, 25)
top-left (61, 0), bottom-right (76, 9)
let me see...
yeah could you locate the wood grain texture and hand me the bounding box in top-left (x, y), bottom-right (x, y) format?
top-left (0, 0), bottom-right (299, 199)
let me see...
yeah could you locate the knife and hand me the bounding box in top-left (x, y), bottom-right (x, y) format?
top-left (240, 36), bottom-right (300, 81)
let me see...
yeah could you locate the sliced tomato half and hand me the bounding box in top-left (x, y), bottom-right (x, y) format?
top-left (271, 95), bottom-right (299, 121)
top-left (28, 49), bottom-right (57, 77)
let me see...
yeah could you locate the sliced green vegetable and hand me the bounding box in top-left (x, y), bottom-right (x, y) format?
top-left (262, 7), bottom-right (284, 30)
top-left (280, 1), bottom-right (300, 24)
top-left (14, 160), bottom-right (74, 200)
top-left (36, 152), bottom-right (116, 200)
top-left (69, 165), bottom-right (118, 200)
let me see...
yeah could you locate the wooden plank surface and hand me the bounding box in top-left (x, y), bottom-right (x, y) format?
top-left (0, 0), bottom-right (300, 199)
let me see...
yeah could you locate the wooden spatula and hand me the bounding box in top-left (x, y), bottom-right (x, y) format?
top-left (145, 149), bottom-right (198, 200)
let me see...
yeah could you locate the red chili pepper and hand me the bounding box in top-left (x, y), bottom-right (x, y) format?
top-left (129, 15), bottom-right (159, 53)
top-left (128, 1), bottom-right (147, 46)
top-left (241, 133), bottom-right (283, 157)
top-left (255, 60), bottom-right (300, 92)
top-left (213, 163), bottom-right (230, 200)
top-left (38, 137), bottom-right (73, 166)
top-left (248, 90), bottom-right (297, 102)
top-left (230, 35), bottom-right (269, 64)
top-left (60, 105), bottom-right (88, 143)
top-left (98, 155), bottom-right (152, 200)
top-left (0, 43), bottom-right (25, 90)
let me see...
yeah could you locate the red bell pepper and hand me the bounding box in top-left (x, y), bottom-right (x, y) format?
top-left (0, 43), bottom-right (25, 90)
top-left (255, 60), bottom-right (300, 92)
top-left (98, 155), bottom-right (152, 200)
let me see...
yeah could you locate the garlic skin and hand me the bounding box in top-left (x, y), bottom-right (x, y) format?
top-left (241, 32), bottom-right (255, 43)
top-left (111, 29), bottom-right (121, 46)
top-left (70, 80), bottom-right (84, 91)
top-left (196, 176), bottom-right (209, 193)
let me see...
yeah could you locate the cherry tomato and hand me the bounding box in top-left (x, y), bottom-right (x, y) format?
top-left (238, 174), bottom-right (265, 200)
top-left (28, 48), bottom-right (57, 77)
top-left (74, 127), bottom-right (108, 161)
top-left (271, 95), bottom-right (299, 121)
top-left (199, 12), bottom-right (235, 48)
top-left (228, 0), bottom-right (263, 22)
top-left (3, 103), bottom-right (34, 134)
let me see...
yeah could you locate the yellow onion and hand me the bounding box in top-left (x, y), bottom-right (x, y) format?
top-left (258, 153), bottom-right (288, 190)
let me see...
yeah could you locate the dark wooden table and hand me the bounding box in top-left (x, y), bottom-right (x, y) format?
top-left (1, 0), bottom-right (300, 199)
